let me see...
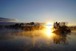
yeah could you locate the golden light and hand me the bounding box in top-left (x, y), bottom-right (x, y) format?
top-left (43, 22), bottom-right (54, 38)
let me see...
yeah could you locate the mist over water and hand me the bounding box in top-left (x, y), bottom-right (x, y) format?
top-left (0, 28), bottom-right (76, 51)
top-left (0, 0), bottom-right (76, 51)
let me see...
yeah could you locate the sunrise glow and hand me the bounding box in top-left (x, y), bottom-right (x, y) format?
top-left (43, 22), bottom-right (54, 38)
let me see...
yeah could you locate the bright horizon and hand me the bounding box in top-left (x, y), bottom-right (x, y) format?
top-left (0, 0), bottom-right (76, 26)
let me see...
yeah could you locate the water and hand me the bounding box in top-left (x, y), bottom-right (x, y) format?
top-left (0, 28), bottom-right (76, 51)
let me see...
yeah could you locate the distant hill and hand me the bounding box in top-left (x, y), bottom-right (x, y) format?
top-left (0, 17), bottom-right (17, 25)
top-left (0, 17), bottom-right (16, 22)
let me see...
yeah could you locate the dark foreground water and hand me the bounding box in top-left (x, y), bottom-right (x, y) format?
top-left (0, 28), bottom-right (76, 51)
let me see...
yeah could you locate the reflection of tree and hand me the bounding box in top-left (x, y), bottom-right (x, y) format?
top-left (53, 33), bottom-right (69, 44)
top-left (53, 22), bottom-right (71, 44)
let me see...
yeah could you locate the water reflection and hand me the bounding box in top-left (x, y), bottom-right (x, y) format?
top-left (53, 33), bottom-right (69, 44)
top-left (42, 27), bottom-right (70, 45)
top-left (0, 28), bottom-right (71, 44)
top-left (0, 28), bottom-right (76, 51)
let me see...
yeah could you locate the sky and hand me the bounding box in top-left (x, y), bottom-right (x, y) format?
top-left (0, 0), bottom-right (76, 25)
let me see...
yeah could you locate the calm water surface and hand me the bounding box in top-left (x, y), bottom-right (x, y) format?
top-left (0, 28), bottom-right (76, 51)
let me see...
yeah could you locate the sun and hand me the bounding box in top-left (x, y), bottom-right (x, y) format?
top-left (43, 22), bottom-right (53, 38)
top-left (45, 22), bottom-right (53, 28)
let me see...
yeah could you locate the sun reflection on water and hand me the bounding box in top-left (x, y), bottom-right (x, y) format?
top-left (42, 22), bottom-right (54, 38)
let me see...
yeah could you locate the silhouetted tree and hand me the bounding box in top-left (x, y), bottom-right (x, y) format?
top-left (30, 22), bottom-right (34, 25)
